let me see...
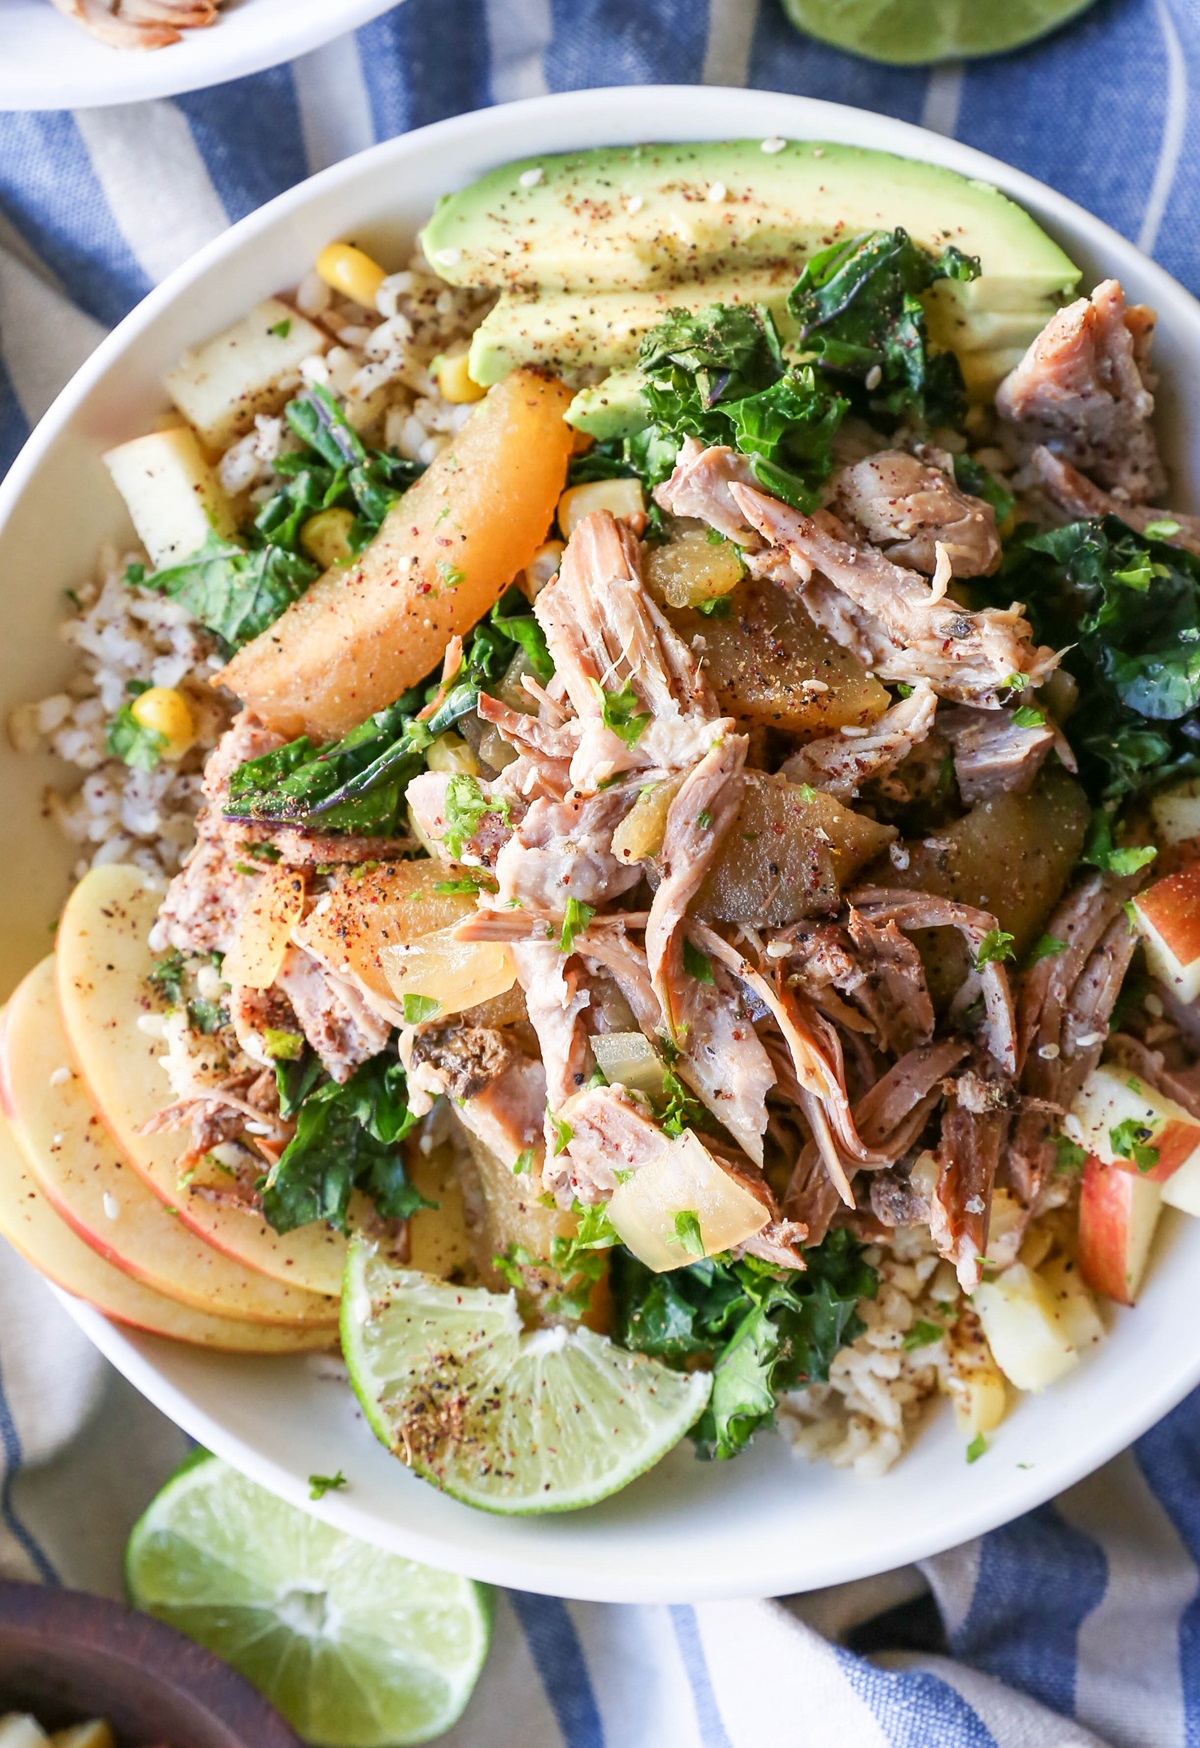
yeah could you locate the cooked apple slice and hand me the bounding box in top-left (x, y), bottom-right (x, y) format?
top-left (165, 297), bottom-right (327, 450)
top-left (56, 863), bottom-right (347, 1299)
top-left (1070, 1062), bottom-right (1200, 1181)
top-left (606, 1130), bottom-right (768, 1272)
top-left (103, 425), bottom-right (236, 571)
top-left (2, 958), bottom-right (336, 1328)
top-left (1078, 1155), bottom-right (1163, 1306)
top-left (1151, 778), bottom-right (1200, 848)
top-left (1132, 864), bottom-right (1200, 1004)
top-left (216, 369), bottom-right (575, 741)
top-left (0, 1092), bottom-right (332, 1354)
top-left (971, 1260), bottom-right (1097, 1391)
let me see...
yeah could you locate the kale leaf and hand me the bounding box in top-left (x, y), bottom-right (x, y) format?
top-left (1001, 516), bottom-right (1200, 802)
top-left (262, 1052), bottom-right (426, 1233)
top-left (787, 227), bottom-right (979, 427)
top-left (130, 532), bottom-right (319, 652)
top-left (225, 585), bottom-right (546, 835)
top-left (611, 1229), bottom-right (876, 1460)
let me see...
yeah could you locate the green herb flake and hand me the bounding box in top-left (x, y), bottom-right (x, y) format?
top-left (106, 702), bottom-right (166, 772)
top-left (903, 1319), bottom-right (943, 1352)
top-left (682, 938), bottom-right (715, 984)
top-left (695, 595), bottom-right (734, 619)
top-left (966, 1432), bottom-right (989, 1464)
top-left (513, 1148), bottom-right (535, 1176)
top-left (402, 994), bottom-right (442, 1025)
top-left (549, 1112), bottom-right (574, 1156)
top-left (974, 928), bottom-right (1016, 970)
top-left (442, 774), bottom-right (510, 860)
top-left (1025, 934), bottom-right (1067, 966)
top-left (308, 1470), bottom-right (347, 1500)
top-left (492, 1242), bottom-right (537, 1291)
top-left (595, 680), bottom-right (651, 749)
top-left (672, 1209), bottom-right (706, 1259)
top-left (434, 874), bottom-right (496, 896)
top-left (1109, 1117), bottom-right (1160, 1173)
top-left (1053, 1133), bottom-right (1089, 1175)
top-left (558, 897), bottom-right (596, 955)
top-left (1143, 519), bottom-right (1182, 540)
top-left (269, 318), bottom-right (293, 340)
top-left (1011, 705), bottom-right (1046, 730)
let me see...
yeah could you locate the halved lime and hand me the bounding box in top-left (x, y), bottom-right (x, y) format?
top-left (781, 0), bottom-right (1097, 64)
top-left (342, 1237), bottom-right (712, 1514)
top-left (126, 1451), bottom-right (490, 1747)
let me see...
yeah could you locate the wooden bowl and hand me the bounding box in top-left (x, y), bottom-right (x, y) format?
top-left (0, 1582), bottom-right (301, 1747)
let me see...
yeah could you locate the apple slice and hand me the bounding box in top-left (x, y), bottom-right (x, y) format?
top-left (3, 958), bottom-right (336, 1329)
top-left (0, 1092), bottom-right (332, 1354)
top-left (1151, 778), bottom-right (1200, 848)
top-left (1069, 1062), bottom-right (1200, 1182)
top-left (606, 1130), bottom-right (769, 1272)
top-left (1078, 1155), bottom-right (1163, 1306)
top-left (56, 863), bottom-right (347, 1299)
top-left (972, 1262), bottom-right (1088, 1392)
top-left (1132, 864), bottom-right (1200, 1004)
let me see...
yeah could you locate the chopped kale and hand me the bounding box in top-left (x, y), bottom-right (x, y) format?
top-left (130, 532), bottom-right (319, 652)
top-left (106, 700), bottom-right (166, 771)
top-left (612, 1230), bottom-right (876, 1460)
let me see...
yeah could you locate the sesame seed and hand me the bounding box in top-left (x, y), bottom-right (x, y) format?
top-left (761, 136), bottom-right (787, 154)
top-left (1144, 992), bottom-right (1165, 1017)
top-left (840, 725), bottom-right (869, 737)
top-left (102, 1193), bottom-right (120, 1221)
top-left (707, 181), bottom-right (727, 203)
top-left (518, 167), bottom-right (544, 187)
top-left (865, 364), bottom-right (883, 391)
top-left (49, 1066), bottom-right (71, 1087)
top-left (765, 940), bottom-right (791, 959)
top-left (1075, 1031), bottom-right (1107, 1048)
top-left (624, 194), bottom-right (644, 215)
top-left (434, 247), bottom-right (461, 268)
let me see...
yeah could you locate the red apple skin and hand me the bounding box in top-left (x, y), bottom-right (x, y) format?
top-left (1110, 1118), bottom-right (1200, 1182)
top-left (1080, 1157), bottom-right (1140, 1306)
top-left (1136, 865), bottom-right (1200, 965)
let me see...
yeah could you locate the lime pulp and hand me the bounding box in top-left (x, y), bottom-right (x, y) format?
top-left (781, 0), bottom-right (1097, 65)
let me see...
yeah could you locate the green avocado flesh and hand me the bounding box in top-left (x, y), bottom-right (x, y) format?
top-left (420, 139), bottom-right (1080, 414)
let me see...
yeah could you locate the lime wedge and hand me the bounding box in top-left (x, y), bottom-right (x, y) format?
top-left (780, 0), bottom-right (1096, 63)
top-left (126, 1451), bottom-right (490, 1748)
top-left (342, 1237), bottom-right (712, 1514)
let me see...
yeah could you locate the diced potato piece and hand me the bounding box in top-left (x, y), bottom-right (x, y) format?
top-left (610, 773), bottom-right (685, 866)
top-left (218, 370), bottom-right (575, 741)
top-left (295, 860), bottom-right (523, 1027)
top-left (590, 1031), bottom-right (668, 1097)
top-left (694, 771), bottom-right (893, 927)
top-left (898, 765), bottom-right (1090, 1005)
top-left (644, 526), bottom-right (744, 610)
top-left (607, 1131), bottom-right (768, 1272)
top-left (165, 298), bottom-right (326, 449)
top-left (1151, 778), bottom-right (1200, 847)
top-left (668, 575), bottom-right (890, 733)
top-left (381, 928), bottom-right (516, 1020)
top-left (220, 864), bottom-right (305, 991)
top-left (972, 1261), bottom-right (1083, 1392)
top-left (103, 425), bottom-right (235, 569)
top-left (1070, 1061), bottom-right (1200, 1180)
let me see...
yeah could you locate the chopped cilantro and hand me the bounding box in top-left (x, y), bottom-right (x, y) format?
top-left (794, 783), bottom-right (818, 803)
top-left (672, 1209), bottom-right (705, 1259)
top-left (696, 809), bottom-right (713, 830)
top-left (436, 560), bottom-right (464, 589)
top-left (442, 774), bottom-right (510, 860)
top-left (1025, 934), bottom-right (1067, 966)
top-left (1011, 705), bottom-right (1046, 730)
top-left (269, 318), bottom-right (293, 340)
top-left (595, 680), bottom-right (651, 749)
top-left (240, 841), bottom-right (282, 862)
top-left (307, 1470), bottom-right (346, 1500)
top-left (434, 874), bottom-right (496, 895)
top-left (1143, 519), bottom-right (1182, 540)
top-left (656, 1068), bottom-right (703, 1139)
top-left (1053, 1133), bottom-right (1089, 1174)
top-left (966, 1432), bottom-right (989, 1464)
top-left (262, 1028), bottom-right (304, 1061)
top-left (549, 1112), bottom-right (574, 1156)
top-left (974, 928), bottom-right (1016, 970)
top-left (513, 1148), bottom-right (535, 1176)
top-left (148, 951), bottom-right (186, 1008)
top-left (106, 702), bottom-right (166, 772)
top-left (186, 998), bottom-right (228, 1035)
top-left (895, 682), bottom-right (914, 699)
top-left (402, 994), bottom-right (441, 1025)
top-left (903, 1319), bottom-right (944, 1352)
top-left (558, 897), bottom-right (595, 955)
top-left (682, 937), bottom-right (715, 984)
top-left (696, 595), bottom-right (733, 619)
top-left (493, 1242), bottom-right (538, 1291)
top-left (1109, 1117), bottom-right (1160, 1172)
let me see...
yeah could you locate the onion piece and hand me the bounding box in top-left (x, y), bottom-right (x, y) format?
top-left (222, 866), bottom-right (306, 990)
top-left (607, 1131), bottom-right (769, 1273)
top-left (381, 927), bottom-right (516, 1019)
top-left (611, 773), bottom-right (685, 866)
top-left (591, 1031), bottom-right (667, 1098)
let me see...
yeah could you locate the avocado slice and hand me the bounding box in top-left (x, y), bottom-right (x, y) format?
top-left (423, 139), bottom-right (1078, 298)
top-left (566, 369), bottom-right (648, 440)
top-left (427, 140), bottom-right (1080, 408)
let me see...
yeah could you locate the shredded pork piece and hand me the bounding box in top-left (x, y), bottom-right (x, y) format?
top-left (729, 483), bottom-right (1059, 707)
top-left (831, 449), bottom-right (1000, 576)
top-left (556, 1083), bottom-right (671, 1202)
top-left (493, 780), bottom-right (644, 912)
top-left (778, 682), bottom-right (937, 799)
top-left (274, 948), bottom-right (391, 1085)
top-left (938, 704), bottom-right (1060, 803)
top-left (932, 1069), bottom-right (1014, 1291)
top-left (997, 279), bottom-right (1166, 503)
top-left (1032, 446), bottom-right (1200, 556)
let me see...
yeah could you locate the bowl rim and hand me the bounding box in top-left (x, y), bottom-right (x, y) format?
top-left (0, 0), bottom-right (399, 112)
top-left (8, 84), bottom-right (1200, 1603)
top-left (0, 1578), bottom-right (301, 1744)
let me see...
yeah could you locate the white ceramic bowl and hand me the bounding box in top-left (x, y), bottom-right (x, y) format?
top-left (4, 86), bottom-right (1200, 1603)
top-left (0, 0), bottom-right (398, 111)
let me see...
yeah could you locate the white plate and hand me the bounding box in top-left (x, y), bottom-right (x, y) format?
top-left (0, 0), bottom-right (398, 111)
top-left (4, 86), bottom-right (1200, 1603)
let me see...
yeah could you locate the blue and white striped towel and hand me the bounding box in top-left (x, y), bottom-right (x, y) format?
top-left (2, 2), bottom-right (1200, 1742)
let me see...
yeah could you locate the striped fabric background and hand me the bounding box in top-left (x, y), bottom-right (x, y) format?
top-left (1, 1), bottom-right (1199, 1742)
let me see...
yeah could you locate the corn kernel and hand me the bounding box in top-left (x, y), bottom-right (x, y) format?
top-left (301, 506), bottom-right (357, 569)
top-left (522, 538), bottom-right (564, 600)
top-left (314, 242), bottom-right (387, 310)
top-left (433, 351), bottom-right (487, 405)
top-left (130, 687), bottom-right (194, 761)
top-left (426, 732), bottom-right (479, 776)
top-left (557, 478), bottom-right (645, 539)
